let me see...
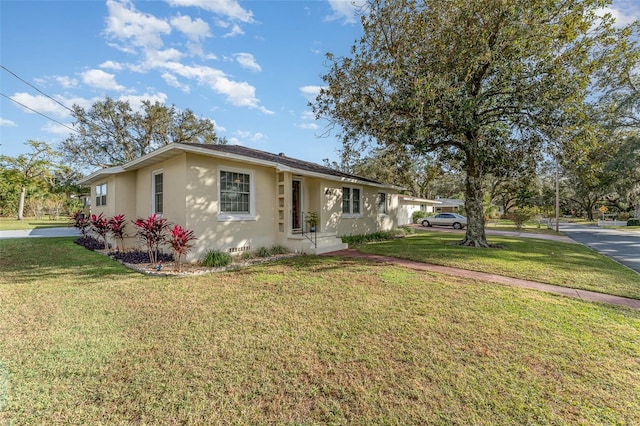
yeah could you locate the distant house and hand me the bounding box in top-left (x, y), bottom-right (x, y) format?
top-left (433, 197), bottom-right (465, 213)
top-left (396, 195), bottom-right (441, 225)
top-left (78, 143), bottom-right (403, 259)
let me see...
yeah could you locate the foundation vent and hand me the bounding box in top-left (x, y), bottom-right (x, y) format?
top-left (228, 246), bottom-right (251, 253)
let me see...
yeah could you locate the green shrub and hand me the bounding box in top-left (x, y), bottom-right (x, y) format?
top-left (412, 210), bottom-right (428, 224)
top-left (627, 218), bottom-right (640, 227)
top-left (243, 245), bottom-right (290, 259)
top-left (342, 228), bottom-right (409, 246)
top-left (200, 249), bottom-right (232, 268)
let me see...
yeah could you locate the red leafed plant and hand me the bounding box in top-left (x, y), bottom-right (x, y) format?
top-left (132, 213), bottom-right (169, 264)
top-left (108, 214), bottom-right (127, 251)
top-left (90, 213), bottom-right (110, 249)
top-left (72, 211), bottom-right (90, 238)
top-left (167, 224), bottom-right (197, 271)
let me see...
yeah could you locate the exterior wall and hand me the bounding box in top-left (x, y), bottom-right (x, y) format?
top-left (397, 200), bottom-right (436, 225)
top-left (184, 153), bottom-right (277, 261)
top-left (135, 154), bottom-right (187, 225)
top-left (323, 182), bottom-right (399, 237)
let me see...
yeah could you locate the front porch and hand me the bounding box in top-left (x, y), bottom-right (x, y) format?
top-left (286, 231), bottom-right (348, 255)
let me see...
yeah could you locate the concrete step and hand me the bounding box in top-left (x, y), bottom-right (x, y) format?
top-left (287, 232), bottom-right (348, 255)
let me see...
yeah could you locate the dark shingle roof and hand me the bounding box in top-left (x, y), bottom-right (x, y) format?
top-left (182, 143), bottom-right (383, 185)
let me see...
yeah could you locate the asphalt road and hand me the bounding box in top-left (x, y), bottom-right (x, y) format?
top-left (560, 223), bottom-right (640, 274)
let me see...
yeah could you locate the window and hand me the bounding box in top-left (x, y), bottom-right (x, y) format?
top-left (95, 183), bottom-right (107, 207)
top-left (219, 170), bottom-right (252, 216)
top-left (153, 171), bottom-right (163, 214)
top-left (377, 192), bottom-right (387, 215)
top-left (342, 186), bottom-right (361, 216)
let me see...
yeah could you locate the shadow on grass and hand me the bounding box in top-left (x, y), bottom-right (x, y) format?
top-left (0, 237), bottom-right (135, 284)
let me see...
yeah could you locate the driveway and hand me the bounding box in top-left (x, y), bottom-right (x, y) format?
top-left (559, 223), bottom-right (640, 274)
top-left (0, 227), bottom-right (80, 239)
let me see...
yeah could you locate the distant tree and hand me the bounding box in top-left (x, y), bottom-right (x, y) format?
top-left (0, 141), bottom-right (59, 220)
top-left (314, 0), bottom-right (636, 247)
top-left (61, 98), bottom-right (224, 169)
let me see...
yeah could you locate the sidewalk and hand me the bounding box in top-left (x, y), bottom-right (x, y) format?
top-left (0, 227), bottom-right (80, 239)
top-left (323, 248), bottom-right (640, 310)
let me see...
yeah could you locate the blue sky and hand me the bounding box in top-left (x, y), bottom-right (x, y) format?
top-left (1, 0), bottom-right (638, 170)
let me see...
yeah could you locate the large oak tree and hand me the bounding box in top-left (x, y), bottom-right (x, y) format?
top-left (61, 98), bottom-right (223, 169)
top-left (314, 0), bottom-right (636, 247)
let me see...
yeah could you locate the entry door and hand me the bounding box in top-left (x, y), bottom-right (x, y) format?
top-left (292, 179), bottom-right (302, 231)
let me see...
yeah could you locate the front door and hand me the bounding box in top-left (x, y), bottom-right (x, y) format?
top-left (292, 179), bottom-right (301, 232)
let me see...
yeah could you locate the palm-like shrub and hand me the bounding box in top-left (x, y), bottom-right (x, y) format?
top-left (132, 214), bottom-right (169, 264)
top-left (167, 224), bottom-right (197, 271)
top-left (108, 214), bottom-right (127, 251)
top-left (90, 213), bottom-right (110, 249)
top-left (72, 211), bottom-right (90, 238)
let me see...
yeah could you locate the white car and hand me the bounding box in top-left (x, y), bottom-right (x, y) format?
top-left (421, 213), bottom-right (467, 229)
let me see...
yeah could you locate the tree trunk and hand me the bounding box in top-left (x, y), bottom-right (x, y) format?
top-left (460, 158), bottom-right (489, 247)
top-left (17, 186), bottom-right (26, 220)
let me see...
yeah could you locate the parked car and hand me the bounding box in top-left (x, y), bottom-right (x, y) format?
top-left (421, 213), bottom-right (467, 229)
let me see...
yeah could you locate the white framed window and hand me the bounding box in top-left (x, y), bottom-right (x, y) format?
top-left (152, 170), bottom-right (163, 215)
top-left (377, 192), bottom-right (387, 215)
top-left (218, 167), bottom-right (255, 221)
top-left (95, 183), bottom-right (107, 207)
top-left (342, 186), bottom-right (362, 217)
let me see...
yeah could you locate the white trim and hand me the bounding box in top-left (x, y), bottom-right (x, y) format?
top-left (217, 165), bottom-right (256, 222)
top-left (377, 192), bottom-right (388, 216)
top-left (151, 169), bottom-right (163, 215)
top-left (341, 185), bottom-right (363, 218)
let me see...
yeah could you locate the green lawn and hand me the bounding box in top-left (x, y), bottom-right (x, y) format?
top-left (0, 217), bottom-right (72, 230)
top-left (357, 231), bottom-right (640, 299)
top-left (0, 238), bottom-right (639, 424)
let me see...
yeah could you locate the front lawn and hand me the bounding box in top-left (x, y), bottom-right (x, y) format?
top-left (0, 238), bottom-right (639, 424)
top-left (356, 232), bottom-right (640, 299)
top-left (0, 216), bottom-right (71, 231)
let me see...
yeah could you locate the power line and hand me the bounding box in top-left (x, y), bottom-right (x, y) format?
top-left (1, 65), bottom-right (76, 115)
top-left (0, 92), bottom-right (78, 134)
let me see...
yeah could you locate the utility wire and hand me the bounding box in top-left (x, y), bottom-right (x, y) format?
top-left (1, 65), bottom-right (76, 115)
top-left (0, 92), bottom-right (78, 134)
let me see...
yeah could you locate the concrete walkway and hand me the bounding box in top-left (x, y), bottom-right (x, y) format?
top-left (323, 248), bottom-right (640, 311)
top-left (0, 227), bottom-right (80, 239)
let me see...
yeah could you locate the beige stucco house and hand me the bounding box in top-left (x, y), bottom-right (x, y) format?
top-left (78, 143), bottom-right (403, 260)
top-left (396, 195), bottom-right (440, 225)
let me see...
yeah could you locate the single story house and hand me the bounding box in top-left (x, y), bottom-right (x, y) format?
top-left (396, 195), bottom-right (440, 225)
top-left (433, 197), bottom-right (465, 213)
top-left (78, 143), bottom-right (404, 259)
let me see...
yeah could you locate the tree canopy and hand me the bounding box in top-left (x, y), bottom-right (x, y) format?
top-left (314, 0), bottom-right (638, 246)
top-left (61, 98), bottom-right (223, 169)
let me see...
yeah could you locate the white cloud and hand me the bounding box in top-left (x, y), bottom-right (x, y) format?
top-left (159, 61), bottom-right (273, 113)
top-left (223, 23), bottom-right (244, 38)
top-left (299, 110), bottom-right (319, 130)
top-left (234, 130), bottom-right (264, 142)
top-left (211, 119), bottom-right (225, 132)
top-left (299, 122), bottom-right (319, 130)
top-left (0, 117), bottom-right (16, 127)
top-left (55, 76), bottom-right (78, 89)
top-left (227, 137), bottom-right (242, 145)
top-left (43, 121), bottom-right (76, 136)
top-left (171, 14), bottom-right (211, 41)
top-left (325, 0), bottom-right (363, 23)
top-left (10, 93), bottom-right (71, 118)
top-left (100, 60), bottom-right (124, 70)
top-left (81, 69), bottom-right (125, 91)
top-left (166, 0), bottom-right (254, 23)
top-left (596, 6), bottom-right (639, 28)
top-left (234, 53), bottom-right (261, 72)
top-left (300, 85), bottom-right (323, 101)
top-left (105, 0), bottom-right (171, 51)
top-left (162, 73), bottom-right (191, 93)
